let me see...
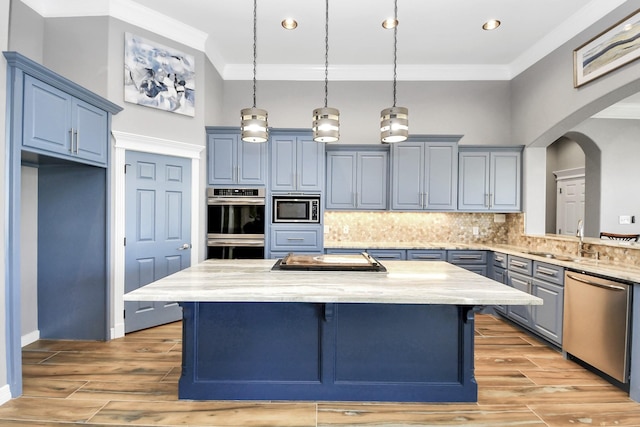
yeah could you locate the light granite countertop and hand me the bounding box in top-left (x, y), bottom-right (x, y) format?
top-left (123, 259), bottom-right (542, 306)
top-left (326, 241), bottom-right (640, 283)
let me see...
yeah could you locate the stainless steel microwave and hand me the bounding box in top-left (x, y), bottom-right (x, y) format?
top-left (272, 196), bottom-right (320, 223)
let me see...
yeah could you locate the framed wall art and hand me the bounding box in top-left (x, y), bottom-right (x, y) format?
top-left (124, 33), bottom-right (195, 116)
top-left (574, 9), bottom-right (640, 88)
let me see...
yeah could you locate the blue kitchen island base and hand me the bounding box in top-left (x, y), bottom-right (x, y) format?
top-left (179, 302), bottom-right (477, 402)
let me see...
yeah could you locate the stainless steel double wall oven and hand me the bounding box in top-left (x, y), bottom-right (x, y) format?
top-left (206, 187), bottom-right (265, 259)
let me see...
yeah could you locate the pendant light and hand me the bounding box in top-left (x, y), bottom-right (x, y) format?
top-left (312, 0), bottom-right (340, 142)
top-left (380, 0), bottom-right (408, 143)
top-left (241, 0), bottom-right (268, 143)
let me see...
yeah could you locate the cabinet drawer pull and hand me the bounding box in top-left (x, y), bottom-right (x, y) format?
top-left (495, 256), bottom-right (505, 262)
top-left (510, 260), bottom-right (528, 268)
top-left (286, 237), bottom-right (305, 241)
top-left (416, 255), bottom-right (440, 259)
top-left (536, 267), bottom-right (558, 276)
top-left (458, 255), bottom-right (481, 260)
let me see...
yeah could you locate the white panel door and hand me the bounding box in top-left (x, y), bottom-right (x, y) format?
top-left (557, 176), bottom-right (585, 236)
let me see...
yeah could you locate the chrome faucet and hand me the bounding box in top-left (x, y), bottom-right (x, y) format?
top-left (576, 219), bottom-right (599, 259)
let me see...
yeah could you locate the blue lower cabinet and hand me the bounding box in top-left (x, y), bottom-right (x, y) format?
top-left (179, 302), bottom-right (477, 402)
top-left (447, 250), bottom-right (488, 277)
top-left (269, 225), bottom-right (323, 256)
top-left (506, 271), bottom-right (532, 326)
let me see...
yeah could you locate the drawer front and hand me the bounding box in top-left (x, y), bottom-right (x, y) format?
top-left (366, 249), bottom-right (407, 260)
top-left (533, 261), bottom-right (564, 286)
top-left (407, 250), bottom-right (447, 261)
top-left (447, 250), bottom-right (487, 265)
top-left (493, 252), bottom-right (507, 268)
top-left (460, 264), bottom-right (488, 276)
top-left (507, 255), bottom-right (533, 275)
top-left (271, 228), bottom-right (321, 251)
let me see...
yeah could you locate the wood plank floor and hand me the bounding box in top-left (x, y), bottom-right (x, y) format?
top-left (2, 314), bottom-right (639, 426)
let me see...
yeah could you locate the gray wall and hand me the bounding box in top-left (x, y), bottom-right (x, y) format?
top-left (7, 0), bottom-right (43, 62)
top-left (511, 0), bottom-right (640, 149)
top-left (572, 118), bottom-right (640, 234)
top-left (222, 80), bottom-right (512, 146)
top-left (511, 1), bottom-right (640, 235)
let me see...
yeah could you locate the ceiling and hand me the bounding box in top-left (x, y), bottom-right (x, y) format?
top-left (22, 0), bottom-right (629, 81)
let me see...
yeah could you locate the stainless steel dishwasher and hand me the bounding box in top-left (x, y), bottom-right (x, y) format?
top-left (563, 271), bottom-right (631, 383)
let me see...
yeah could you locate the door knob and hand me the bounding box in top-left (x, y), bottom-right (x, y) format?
top-left (177, 243), bottom-right (192, 250)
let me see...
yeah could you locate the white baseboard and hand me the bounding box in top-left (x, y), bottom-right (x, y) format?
top-left (0, 384), bottom-right (12, 405)
top-left (111, 322), bottom-right (125, 339)
top-left (21, 330), bottom-right (40, 347)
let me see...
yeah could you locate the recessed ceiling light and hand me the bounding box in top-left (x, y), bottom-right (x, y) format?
top-left (281, 18), bottom-right (298, 30)
top-left (482, 19), bottom-right (501, 30)
top-left (382, 17), bottom-right (398, 29)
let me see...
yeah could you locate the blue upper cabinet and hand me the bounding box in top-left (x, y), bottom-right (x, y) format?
top-left (23, 74), bottom-right (108, 166)
top-left (326, 148), bottom-right (388, 210)
top-left (270, 132), bottom-right (324, 192)
top-left (391, 138), bottom-right (459, 211)
top-left (5, 52), bottom-right (121, 168)
top-left (458, 147), bottom-right (522, 212)
top-left (207, 128), bottom-right (267, 186)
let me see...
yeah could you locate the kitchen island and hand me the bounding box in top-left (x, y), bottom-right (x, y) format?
top-left (124, 258), bottom-right (541, 402)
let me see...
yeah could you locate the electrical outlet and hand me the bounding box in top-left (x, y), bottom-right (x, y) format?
top-left (493, 214), bottom-right (506, 223)
top-left (619, 215), bottom-right (632, 225)
top-left (472, 226), bottom-right (479, 236)
top-left (342, 225), bottom-right (349, 234)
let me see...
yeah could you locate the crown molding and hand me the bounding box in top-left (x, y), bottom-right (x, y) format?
top-left (592, 103), bottom-right (640, 119)
top-left (20, 0), bottom-right (208, 52)
top-left (223, 63), bottom-right (513, 82)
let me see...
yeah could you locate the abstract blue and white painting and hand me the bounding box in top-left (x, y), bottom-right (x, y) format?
top-left (124, 33), bottom-right (195, 116)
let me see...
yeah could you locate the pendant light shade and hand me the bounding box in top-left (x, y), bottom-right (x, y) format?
top-left (241, 0), bottom-right (268, 143)
top-left (380, 0), bottom-right (408, 143)
top-left (241, 107), bottom-right (268, 143)
top-left (380, 106), bottom-right (408, 143)
top-left (313, 107), bottom-right (339, 142)
top-left (313, 0), bottom-right (340, 143)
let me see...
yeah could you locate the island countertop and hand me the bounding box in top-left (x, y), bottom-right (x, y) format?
top-left (123, 259), bottom-right (542, 306)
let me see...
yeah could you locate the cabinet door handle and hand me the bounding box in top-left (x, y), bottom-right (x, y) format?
top-left (484, 193), bottom-right (489, 208)
top-left (69, 129), bottom-right (74, 153)
top-left (489, 193), bottom-right (493, 208)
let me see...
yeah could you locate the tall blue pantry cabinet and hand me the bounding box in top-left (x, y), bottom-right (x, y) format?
top-left (5, 52), bottom-right (122, 344)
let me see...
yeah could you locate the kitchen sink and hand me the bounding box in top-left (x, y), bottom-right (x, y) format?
top-left (523, 250), bottom-right (594, 263)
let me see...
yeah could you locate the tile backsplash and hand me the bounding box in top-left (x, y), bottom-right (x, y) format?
top-left (324, 211), bottom-right (512, 244)
top-left (324, 211), bottom-right (640, 267)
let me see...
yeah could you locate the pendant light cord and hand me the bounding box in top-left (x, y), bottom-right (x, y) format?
top-left (252, 0), bottom-right (257, 108)
top-left (324, 0), bottom-right (329, 108)
top-left (392, 0), bottom-right (398, 108)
